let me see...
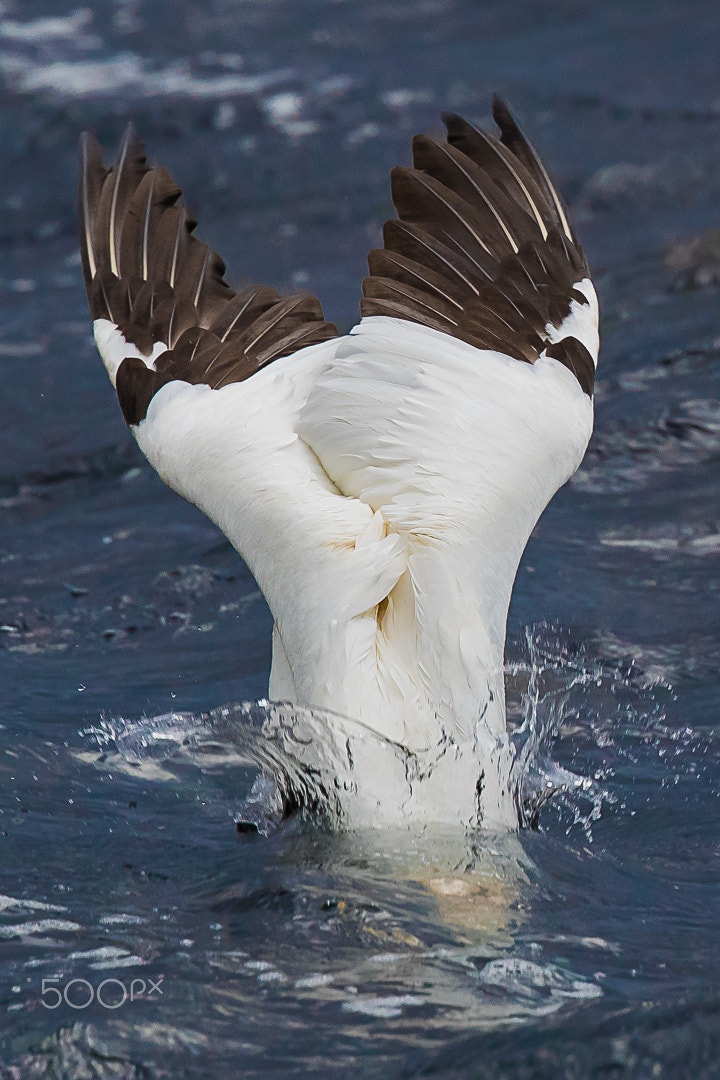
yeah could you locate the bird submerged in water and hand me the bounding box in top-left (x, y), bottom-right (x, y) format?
top-left (78, 96), bottom-right (599, 831)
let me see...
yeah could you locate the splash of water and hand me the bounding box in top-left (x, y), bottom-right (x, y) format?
top-left (89, 700), bottom-right (513, 832)
top-left (505, 623), bottom-right (685, 838)
top-left (85, 623), bottom-right (676, 838)
top-left (508, 626), bottom-right (615, 835)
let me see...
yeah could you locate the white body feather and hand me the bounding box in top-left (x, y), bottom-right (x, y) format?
top-left (93, 283), bottom-right (596, 829)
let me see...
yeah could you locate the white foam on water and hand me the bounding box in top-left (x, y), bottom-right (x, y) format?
top-left (0, 52), bottom-right (295, 98)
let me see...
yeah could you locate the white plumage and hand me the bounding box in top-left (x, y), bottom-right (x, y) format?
top-left (80, 98), bottom-right (599, 829)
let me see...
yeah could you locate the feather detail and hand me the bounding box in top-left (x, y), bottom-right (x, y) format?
top-left (411, 134), bottom-right (530, 254)
top-left (389, 166), bottom-right (498, 262)
top-left (441, 111), bottom-right (552, 239)
top-left (78, 125), bottom-right (338, 420)
top-left (490, 94), bottom-right (574, 242)
top-left (78, 132), bottom-right (109, 289)
top-left (362, 99), bottom-right (596, 396)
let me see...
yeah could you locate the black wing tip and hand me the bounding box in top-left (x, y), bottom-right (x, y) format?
top-left (79, 123), bottom-right (146, 167)
top-left (411, 132), bottom-right (430, 153)
top-left (440, 111), bottom-right (478, 143)
top-left (490, 93), bottom-right (515, 130)
top-left (79, 129), bottom-right (101, 160)
top-left (442, 94), bottom-right (517, 135)
top-left (120, 123), bottom-right (149, 164)
top-left (390, 164), bottom-right (411, 182)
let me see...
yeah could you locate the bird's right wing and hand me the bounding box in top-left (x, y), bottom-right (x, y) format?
top-left (299, 98), bottom-right (599, 739)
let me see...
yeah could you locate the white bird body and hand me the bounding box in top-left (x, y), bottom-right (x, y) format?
top-left (80, 99), bottom-right (599, 830)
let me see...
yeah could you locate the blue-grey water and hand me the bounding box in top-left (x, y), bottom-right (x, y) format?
top-left (1, 1), bottom-right (720, 1076)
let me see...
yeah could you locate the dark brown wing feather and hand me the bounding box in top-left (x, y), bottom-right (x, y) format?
top-left (79, 126), bottom-right (338, 425)
top-left (361, 97), bottom-right (594, 395)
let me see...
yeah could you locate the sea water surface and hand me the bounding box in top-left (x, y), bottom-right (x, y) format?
top-left (1, 0), bottom-right (720, 1076)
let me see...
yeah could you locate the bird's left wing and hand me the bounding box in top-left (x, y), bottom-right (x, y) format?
top-left (79, 129), bottom-right (407, 703)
